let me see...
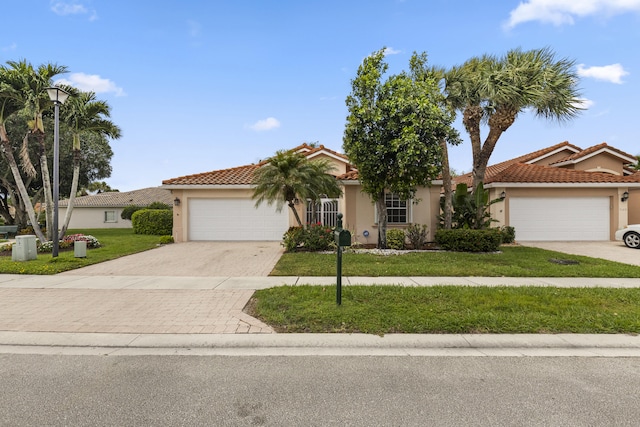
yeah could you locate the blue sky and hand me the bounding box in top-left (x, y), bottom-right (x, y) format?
top-left (2, 0), bottom-right (639, 191)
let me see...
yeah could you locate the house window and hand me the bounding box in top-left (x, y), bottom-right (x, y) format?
top-left (104, 210), bottom-right (117, 223)
top-left (385, 193), bottom-right (408, 223)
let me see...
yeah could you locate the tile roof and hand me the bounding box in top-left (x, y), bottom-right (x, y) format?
top-left (163, 144), bottom-right (352, 186)
top-left (59, 187), bottom-right (174, 208)
top-left (549, 142), bottom-right (637, 165)
top-left (486, 163), bottom-right (640, 184)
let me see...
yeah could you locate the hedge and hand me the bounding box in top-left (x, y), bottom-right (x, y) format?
top-left (435, 228), bottom-right (502, 252)
top-left (131, 209), bottom-right (173, 235)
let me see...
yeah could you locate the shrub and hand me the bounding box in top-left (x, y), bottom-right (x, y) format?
top-left (159, 235), bottom-right (174, 244)
top-left (435, 228), bottom-right (502, 252)
top-left (37, 234), bottom-right (101, 253)
top-left (121, 205), bottom-right (143, 220)
top-left (282, 224), bottom-right (335, 252)
top-left (147, 202), bottom-right (172, 210)
top-left (386, 229), bottom-right (406, 250)
top-left (500, 226), bottom-right (516, 244)
top-left (405, 223), bottom-right (428, 249)
top-left (132, 209), bottom-right (173, 235)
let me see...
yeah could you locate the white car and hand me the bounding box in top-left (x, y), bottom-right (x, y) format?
top-left (615, 224), bottom-right (640, 249)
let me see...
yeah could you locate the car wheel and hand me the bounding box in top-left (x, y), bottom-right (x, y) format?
top-left (623, 232), bottom-right (640, 249)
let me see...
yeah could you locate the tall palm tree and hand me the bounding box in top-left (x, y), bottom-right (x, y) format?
top-left (0, 68), bottom-right (46, 239)
top-left (252, 150), bottom-right (342, 227)
top-left (444, 47), bottom-right (582, 226)
top-left (59, 88), bottom-right (121, 238)
top-left (4, 60), bottom-right (68, 240)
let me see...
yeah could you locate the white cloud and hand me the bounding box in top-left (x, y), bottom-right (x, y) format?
top-left (504, 0), bottom-right (640, 29)
top-left (55, 73), bottom-right (126, 96)
top-left (50, 1), bottom-right (98, 20)
top-left (383, 47), bottom-right (401, 56)
top-left (577, 63), bottom-right (629, 84)
top-left (249, 117), bottom-right (281, 131)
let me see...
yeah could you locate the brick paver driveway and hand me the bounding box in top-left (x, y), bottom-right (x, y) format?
top-left (59, 241), bottom-right (284, 277)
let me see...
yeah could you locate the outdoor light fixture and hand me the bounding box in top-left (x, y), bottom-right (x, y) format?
top-left (174, 197), bottom-right (181, 206)
top-left (621, 191), bottom-right (629, 202)
top-left (46, 86), bottom-right (70, 257)
top-left (500, 191), bottom-right (506, 199)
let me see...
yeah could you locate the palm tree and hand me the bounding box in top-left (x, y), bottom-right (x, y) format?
top-left (4, 60), bottom-right (68, 240)
top-left (444, 47), bottom-right (582, 226)
top-left (0, 65), bottom-right (53, 241)
top-left (59, 88), bottom-right (121, 238)
top-left (252, 150), bottom-right (342, 227)
top-left (634, 155), bottom-right (640, 171)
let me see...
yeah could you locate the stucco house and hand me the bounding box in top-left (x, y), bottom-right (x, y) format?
top-left (162, 142), bottom-right (639, 243)
top-left (57, 187), bottom-right (174, 229)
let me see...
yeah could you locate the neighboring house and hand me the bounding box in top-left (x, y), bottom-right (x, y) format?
top-left (162, 142), bottom-right (640, 243)
top-left (57, 187), bottom-right (174, 229)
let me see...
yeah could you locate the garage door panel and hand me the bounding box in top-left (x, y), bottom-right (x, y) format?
top-left (509, 197), bottom-right (609, 241)
top-left (188, 199), bottom-right (288, 241)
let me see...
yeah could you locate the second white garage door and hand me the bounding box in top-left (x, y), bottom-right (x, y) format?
top-left (509, 197), bottom-right (610, 241)
top-left (188, 198), bottom-right (289, 241)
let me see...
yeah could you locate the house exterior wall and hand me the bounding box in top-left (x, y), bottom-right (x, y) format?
top-left (573, 155), bottom-right (624, 175)
top-left (490, 187), bottom-right (624, 240)
top-left (57, 207), bottom-right (131, 229)
top-left (341, 184), bottom-right (441, 245)
top-left (308, 153), bottom-right (350, 176)
top-left (530, 149), bottom-right (576, 166)
top-left (629, 189), bottom-right (640, 224)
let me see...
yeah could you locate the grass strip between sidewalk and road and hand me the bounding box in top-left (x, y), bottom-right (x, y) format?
top-left (0, 229), bottom-right (162, 275)
top-left (248, 285), bottom-right (640, 334)
top-left (270, 246), bottom-right (640, 278)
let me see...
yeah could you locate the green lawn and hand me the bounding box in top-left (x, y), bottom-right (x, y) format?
top-left (270, 246), bottom-right (640, 278)
top-left (249, 285), bottom-right (640, 334)
top-left (0, 229), bottom-right (162, 275)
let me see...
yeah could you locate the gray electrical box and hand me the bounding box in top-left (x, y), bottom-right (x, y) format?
top-left (12, 235), bottom-right (37, 261)
top-left (74, 240), bottom-right (87, 258)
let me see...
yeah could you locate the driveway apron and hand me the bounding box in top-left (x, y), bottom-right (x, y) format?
top-left (519, 241), bottom-right (640, 266)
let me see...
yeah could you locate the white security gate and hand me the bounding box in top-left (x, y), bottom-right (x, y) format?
top-left (306, 199), bottom-right (339, 227)
top-left (188, 198), bottom-right (289, 241)
top-left (509, 197), bottom-right (610, 241)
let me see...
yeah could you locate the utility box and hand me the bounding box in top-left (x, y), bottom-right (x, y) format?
top-left (74, 240), bottom-right (87, 258)
top-left (335, 229), bottom-right (352, 247)
top-left (12, 235), bottom-right (37, 261)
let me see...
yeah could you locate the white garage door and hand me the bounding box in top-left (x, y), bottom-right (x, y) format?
top-left (188, 199), bottom-right (289, 241)
top-left (509, 197), bottom-right (610, 241)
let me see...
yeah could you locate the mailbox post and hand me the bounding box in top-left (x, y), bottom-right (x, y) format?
top-left (334, 213), bottom-right (351, 305)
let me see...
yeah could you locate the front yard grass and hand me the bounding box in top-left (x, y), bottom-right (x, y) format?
top-left (270, 246), bottom-right (640, 278)
top-left (249, 285), bottom-right (640, 334)
top-left (0, 229), bottom-right (162, 275)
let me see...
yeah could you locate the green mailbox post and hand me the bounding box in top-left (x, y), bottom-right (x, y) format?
top-left (334, 213), bottom-right (351, 305)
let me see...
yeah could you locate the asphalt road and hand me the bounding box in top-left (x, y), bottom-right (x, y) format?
top-left (1, 354), bottom-right (639, 426)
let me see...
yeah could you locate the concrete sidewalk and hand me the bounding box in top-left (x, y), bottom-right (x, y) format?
top-left (1, 274), bottom-right (639, 355)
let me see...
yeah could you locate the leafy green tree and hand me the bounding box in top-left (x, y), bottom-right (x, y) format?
top-left (343, 48), bottom-right (459, 248)
top-left (4, 60), bottom-right (68, 240)
top-left (444, 48), bottom-right (582, 225)
top-left (634, 155), bottom-right (639, 171)
top-left (252, 150), bottom-right (342, 227)
top-left (59, 88), bottom-right (121, 237)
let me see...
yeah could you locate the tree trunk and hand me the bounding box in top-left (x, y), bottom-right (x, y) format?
top-left (440, 137), bottom-right (453, 229)
top-left (376, 192), bottom-right (387, 249)
top-left (35, 132), bottom-right (54, 241)
top-left (288, 201), bottom-right (303, 227)
top-left (0, 128), bottom-right (46, 242)
top-left (60, 161), bottom-right (80, 238)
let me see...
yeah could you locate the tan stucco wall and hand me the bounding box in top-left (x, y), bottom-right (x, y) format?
top-left (574, 154), bottom-right (624, 175)
top-left (308, 153), bottom-right (350, 176)
top-left (57, 207), bottom-right (132, 229)
top-left (490, 187), bottom-right (626, 240)
top-left (342, 184), bottom-right (441, 245)
top-left (530, 149), bottom-right (576, 166)
top-left (629, 189), bottom-right (640, 224)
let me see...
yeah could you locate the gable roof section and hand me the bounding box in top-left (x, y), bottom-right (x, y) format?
top-left (59, 187), bottom-right (173, 208)
top-left (550, 142), bottom-right (637, 167)
top-left (486, 163), bottom-right (640, 185)
top-left (163, 144), bottom-right (351, 187)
